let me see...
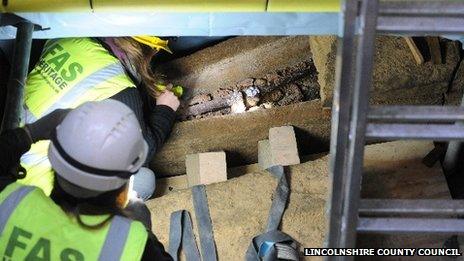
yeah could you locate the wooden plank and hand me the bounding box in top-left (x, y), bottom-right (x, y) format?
top-left (404, 37), bottom-right (424, 65)
top-left (426, 36), bottom-right (442, 65)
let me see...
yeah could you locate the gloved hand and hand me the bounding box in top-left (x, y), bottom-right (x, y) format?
top-left (24, 109), bottom-right (71, 143)
top-left (156, 90), bottom-right (180, 111)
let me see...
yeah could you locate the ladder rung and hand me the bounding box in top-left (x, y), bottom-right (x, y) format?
top-left (366, 123), bottom-right (464, 140)
top-left (377, 16), bottom-right (464, 34)
top-left (358, 217), bottom-right (464, 234)
top-left (378, 1), bottom-right (464, 16)
top-left (359, 199), bottom-right (464, 216)
top-left (368, 106), bottom-right (464, 122)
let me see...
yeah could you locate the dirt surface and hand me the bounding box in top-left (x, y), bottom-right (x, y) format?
top-left (147, 141), bottom-right (450, 260)
top-left (311, 36), bottom-right (461, 107)
top-left (151, 100), bottom-right (331, 177)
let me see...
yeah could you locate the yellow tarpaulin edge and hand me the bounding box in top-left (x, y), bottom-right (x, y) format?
top-left (94, 0), bottom-right (267, 12)
top-left (4, 0), bottom-right (89, 12)
top-left (268, 0), bottom-right (340, 13)
top-left (3, 0), bottom-right (340, 13)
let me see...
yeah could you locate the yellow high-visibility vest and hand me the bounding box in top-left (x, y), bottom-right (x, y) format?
top-left (20, 38), bottom-right (136, 195)
top-left (0, 182), bottom-right (148, 261)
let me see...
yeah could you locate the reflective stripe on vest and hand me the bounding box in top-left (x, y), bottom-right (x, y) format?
top-left (0, 184), bottom-right (148, 261)
top-left (24, 62), bottom-right (126, 124)
top-left (25, 38), bottom-right (135, 120)
top-left (100, 216), bottom-right (132, 261)
top-left (0, 186), bottom-right (34, 234)
top-left (20, 37), bottom-right (136, 195)
top-left (18, 140), bottom-right (54, 195)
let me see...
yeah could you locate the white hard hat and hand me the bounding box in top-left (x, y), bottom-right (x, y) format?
top-left (48, 99), bottom-right (148, 195)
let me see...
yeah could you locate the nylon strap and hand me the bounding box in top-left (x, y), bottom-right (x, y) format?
top-left (245, 165), bottom-right (299, 261)
top-left (192, 185), bottom-right (218, 261)
top-left (265, 165), bottom-right (289, 232)
top-left (99, 215), bottom-right (132, 261)
top-left (246, 230), bottom-right (298, 261)
top-left (168, 210), bottom-right (201, 261)
top-left (0, 186), bottom-right (34, 234)
top-left (275, 243), bottom-right (299, 260)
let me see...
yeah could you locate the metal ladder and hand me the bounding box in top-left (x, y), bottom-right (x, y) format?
top-left (327, 0), bottom-right (464, 253)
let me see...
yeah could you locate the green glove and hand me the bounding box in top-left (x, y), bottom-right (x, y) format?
top-left (155, 83), bottom-right (184, 98)
top-left (172, 85), bottom-right (184, 98)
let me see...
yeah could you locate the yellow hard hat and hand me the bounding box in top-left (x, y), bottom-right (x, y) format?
top-left (131, 36), bottom-right (172, 54)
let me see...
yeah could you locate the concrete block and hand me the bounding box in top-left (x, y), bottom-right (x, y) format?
top-left (269, 126), bottom-right (300, 166)
top-left (258, 139), bottom-right (272, 170)
top-left (186, 151), bottom-right (227, 186)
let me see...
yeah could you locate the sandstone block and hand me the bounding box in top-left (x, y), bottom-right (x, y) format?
top-left (186, 151), bottom-right (227, 186)
top-left (269, 126), bottom-right (300, 166)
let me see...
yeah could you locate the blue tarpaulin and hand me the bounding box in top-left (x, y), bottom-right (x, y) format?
top-left (0, 12), bottom-right (340, 39)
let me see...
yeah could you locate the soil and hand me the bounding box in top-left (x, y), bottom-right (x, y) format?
top-left (310, 36), bottom-right (461, 107)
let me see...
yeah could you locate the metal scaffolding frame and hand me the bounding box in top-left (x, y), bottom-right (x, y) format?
top-left (0, 14), bottom-right (39, 132)
top-left (327, 0), bottom-right (464, 255)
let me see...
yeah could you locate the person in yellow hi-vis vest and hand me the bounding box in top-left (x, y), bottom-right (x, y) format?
top-left (20, 36), bottom-right (180, 198)
top-left (0, 100), bottom-right (172, 260)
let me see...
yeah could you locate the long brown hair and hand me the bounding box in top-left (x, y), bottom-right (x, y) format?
top-left (112, 37), bottom-right (160, 98)
top-left (50, 177), bottom-right (128, 230)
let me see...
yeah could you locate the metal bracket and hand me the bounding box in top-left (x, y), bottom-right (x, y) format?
top-left (0, 13), bottom-right (48, 31)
